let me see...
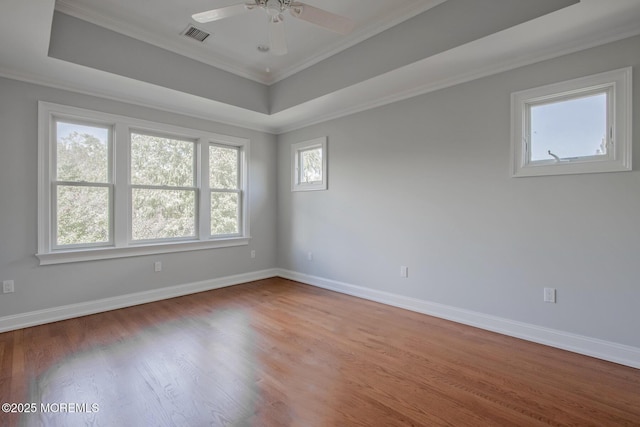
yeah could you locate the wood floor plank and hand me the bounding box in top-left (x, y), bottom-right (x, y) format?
top-left (0, 277), bottom-right (638, 426)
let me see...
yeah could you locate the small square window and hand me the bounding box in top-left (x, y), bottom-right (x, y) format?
top-left (511, 67), bottom-right (632, 177)
top-left (291, 137), bottom-right (327, 191)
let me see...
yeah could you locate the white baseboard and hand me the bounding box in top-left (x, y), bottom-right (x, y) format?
top-left (277, 269), bottom-right (640, 370)
top-left (2, 267), bottom-right (638, 369)
top-left (0, 269), bottom-right (279, 333)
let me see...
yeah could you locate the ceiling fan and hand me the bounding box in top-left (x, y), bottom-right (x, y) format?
top-left (192, 0), bottom-right (355, 55)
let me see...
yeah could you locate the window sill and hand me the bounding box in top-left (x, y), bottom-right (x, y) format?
top-left (291, 183), bottom-right (327, 192)
top-left (36, 237), bottom-right (250, 265)
top-left (512, 159), bottom-right (631, 177)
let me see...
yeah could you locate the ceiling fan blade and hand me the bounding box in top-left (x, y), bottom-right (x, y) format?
top-left (269, 19), bottom-right (288, 56)
top-left (289, 2), bottom-right (354, 35)
top-left (192, 3), bottom-right (251, 23)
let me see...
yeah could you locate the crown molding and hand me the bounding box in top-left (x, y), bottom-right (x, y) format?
top-left (55, 0), bottom-right (267, 84)
top-left (0, 66), bottom-right (278, 134)
top-left (3, 19), bottom-right (637, 136)
top-left (4, 1), bottom-right (639, 136)
top-left (55, 0), bottom-right (445, 86)
top-left (266, 0), bottom-right (447, 84)
top-left (272, 22), bottom-right (640, 134)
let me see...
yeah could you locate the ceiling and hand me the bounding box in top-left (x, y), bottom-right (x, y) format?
top-left (0, 0), bottom-right (639, 134)
top-left (55, 0), bottom-right (442, 84)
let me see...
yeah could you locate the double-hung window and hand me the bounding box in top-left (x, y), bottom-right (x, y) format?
top-left (130, 132), bottom-right (197, 242)
top-left (210, 144), bottom-right (242, 236)
top-left (53, 120), bottom-right (114, 248)
top-left (38, 102), bottom-right (249, 265)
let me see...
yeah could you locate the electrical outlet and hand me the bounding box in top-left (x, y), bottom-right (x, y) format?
top-left (544, 287), bottom-right (556, 303)
top-left (250, 250), bottom-right (256, 259)
top-left (154, 261), bottom-right (162, 272)
top-left (307, 252), bottom-right (313, 261)
top-left (3, 280), bottom-right (15, 294)
top-left (400, 266), bottom-right (408, 278)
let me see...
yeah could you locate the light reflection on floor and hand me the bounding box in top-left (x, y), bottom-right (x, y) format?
top-left (23, 310), bottom-right (261, 427)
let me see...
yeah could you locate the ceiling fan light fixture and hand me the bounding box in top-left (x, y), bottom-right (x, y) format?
top-left (266, 0), bottom-right (281, 13)
top-left (193, 0), bottom-right (354, 56)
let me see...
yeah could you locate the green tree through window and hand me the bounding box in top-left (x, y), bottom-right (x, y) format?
top-left (55, 123), bottom-right (111, 246)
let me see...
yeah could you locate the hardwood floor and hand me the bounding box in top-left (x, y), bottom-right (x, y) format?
top-left (1, 277), bottom-right (639, 426)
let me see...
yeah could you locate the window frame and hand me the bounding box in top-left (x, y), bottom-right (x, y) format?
top-left (510, 67), bottom-right (632, 177)
top-left (291, 137), bottom-right (327, 192)
top-left (37, 102), bottom-right (250, 265)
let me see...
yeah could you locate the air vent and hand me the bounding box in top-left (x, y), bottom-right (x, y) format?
top-left (182, 25), bottom-right (210, 42)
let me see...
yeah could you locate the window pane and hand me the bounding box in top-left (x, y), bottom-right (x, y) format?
top-left (530, 92), bottom-right (607, 161)
top-left (131, 133), bottom-right (194, 186)
top-left (211, 192), bottom-right (239, 235)
top-left (56, 185), bottom-right (110, 246)
top-left (56, 121), bottom-right (109, 183)
top-left (210, 145), bottom-right (239, 189)
top-left (300, 147), bottom-right (322, 183)
top-left (132, 188), bottom-right (195, 240)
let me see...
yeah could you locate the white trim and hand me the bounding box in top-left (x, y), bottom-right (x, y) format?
top-left (272, 26), bottom-right (640, 135)
top-left (0, 269), bottom-right (278, 333)
top-left (0, 66), bottom-right (277, 134)
top-left (54, 0), bottom-right (444, 86)
top-left (277, 269), bottom-right (640, 370)
top-left (54, 1), bottom-right (265, 84)
top-left (36, 237), bottom-right (250, 265)
top-left (3, 23), bottom-right (639, 136)
top-left (38, 101), bottom-right (251, 264)
top-left (2, 267), bottom-right (638, 368)
top-left (267, 0), bottom-right (447, 84)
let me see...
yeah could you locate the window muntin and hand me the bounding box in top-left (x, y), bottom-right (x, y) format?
top-left (210, 144), bottom-right (241, 236)
top-left (38, 102), bottom-right (250, 264)
top-left (511, 67), bottom-right (632, 177)
top-left (291, 137), bottom-right (327, 191)
top-left (130, 132), bottom-right (197, 241)
top-left (53, 120), bottom-right (113, 248)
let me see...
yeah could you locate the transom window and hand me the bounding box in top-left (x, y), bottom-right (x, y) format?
top-left (511, 67), bottom-right (632, 177)
top-left (38, 102), bottom-right (249, 265)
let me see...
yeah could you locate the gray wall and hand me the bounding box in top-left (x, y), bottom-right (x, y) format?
top-left (268, 0), bottom-right (577, 113)
top-left (49, 12), bottom-right (270, 114)
top-left (277, 35), bottom-right (640, 348)
top-left (1, 29), bottom-right (638, 352)
top-left (0, 77), bottom-right (277, 317)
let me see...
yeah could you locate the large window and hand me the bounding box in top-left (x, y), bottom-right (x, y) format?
top-left (38, 102), bottom-right (249, 265)
top-left (511, 68), bottom-right (632, 177)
